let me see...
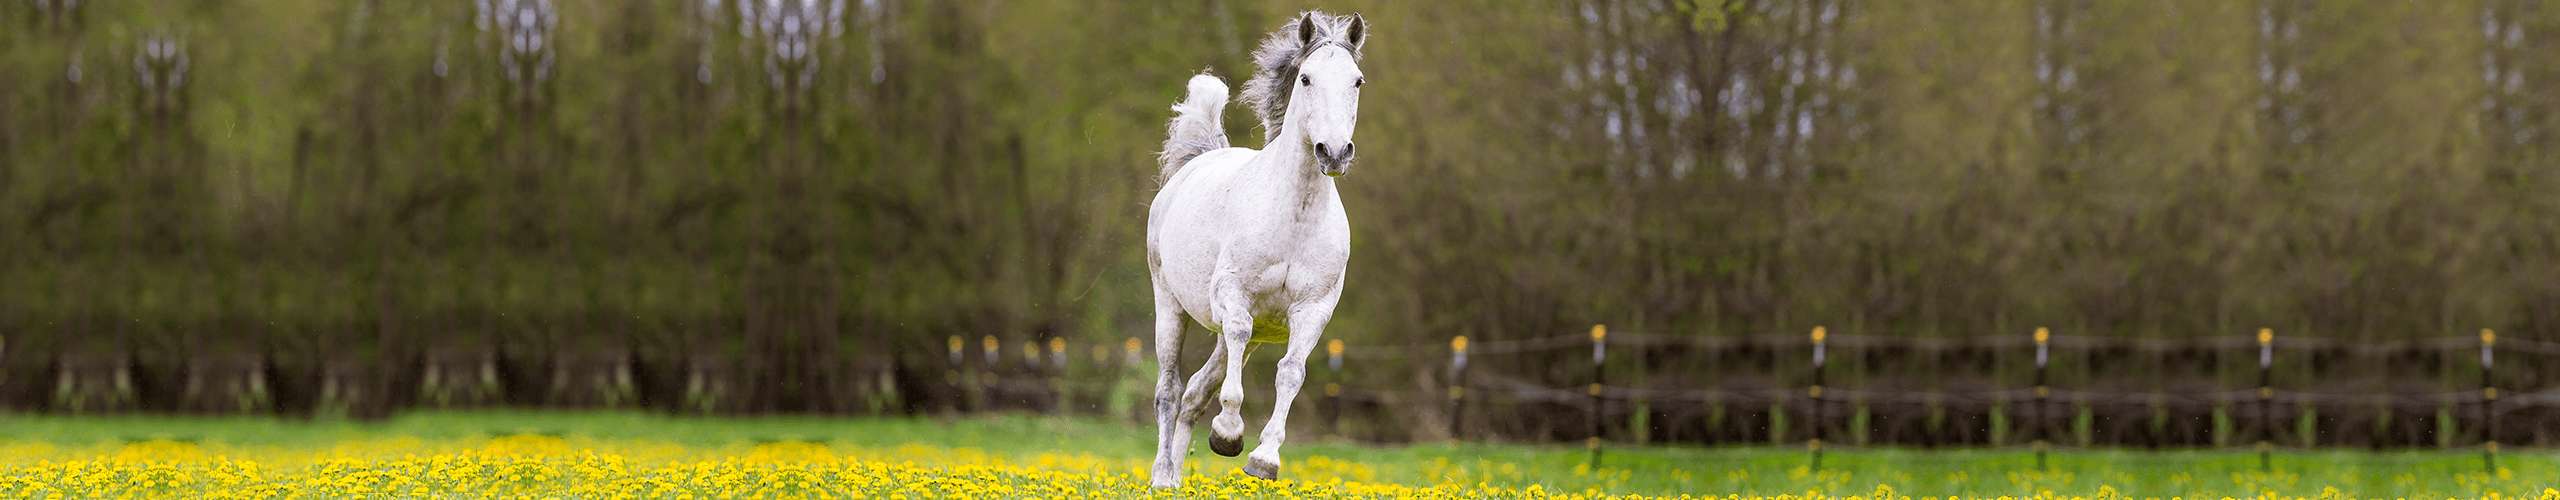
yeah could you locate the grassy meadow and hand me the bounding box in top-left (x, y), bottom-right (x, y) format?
top-left (0, 412), bottom-right (2555, 498)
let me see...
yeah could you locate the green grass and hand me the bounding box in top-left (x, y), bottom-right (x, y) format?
top-left (1, 411), bottom-right (2552, 497)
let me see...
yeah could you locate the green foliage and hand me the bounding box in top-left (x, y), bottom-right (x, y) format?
top-left (2, 0), bottom-right (2556, 421)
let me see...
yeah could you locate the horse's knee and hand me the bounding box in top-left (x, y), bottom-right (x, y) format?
top-left (1154, 383), bottom-right (1182, 414)
top-left (1181, 391), bottom-right (1218, 421)
top-left (1275, 359), bottom-right (1306, 381)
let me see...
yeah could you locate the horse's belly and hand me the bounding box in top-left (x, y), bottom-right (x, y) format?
top-left (1247, 317), bottom-right (1290, 344)
top-left (1173, 281), bottom-right (1298, 345)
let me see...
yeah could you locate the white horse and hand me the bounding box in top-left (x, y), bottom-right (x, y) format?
top-left (1145, 11), bottom-right (1367, 488)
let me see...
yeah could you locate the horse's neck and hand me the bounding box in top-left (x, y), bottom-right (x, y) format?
top-left (1243, 127), bottom-right (1331, 212)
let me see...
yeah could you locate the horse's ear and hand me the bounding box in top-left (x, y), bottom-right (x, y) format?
top-left (1346, 14), bottom-right (1366, 52)
top-left (1297, 13), bottom-right (1317, 46)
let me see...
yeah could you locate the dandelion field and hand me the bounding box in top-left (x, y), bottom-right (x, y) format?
top-left (0, 412), bottom-right (2555, 498)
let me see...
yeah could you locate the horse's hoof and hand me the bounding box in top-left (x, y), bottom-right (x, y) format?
top-left (1210, 434), bottom-right (1244, 457)
top-left (1243, 456), bottom-right (1281, 480)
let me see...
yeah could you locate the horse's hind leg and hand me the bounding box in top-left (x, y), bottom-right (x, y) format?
top-left (1178, 341), bottom-right (1227, 423)
top-left (1147, 290), bottom-right (1190, 489)
top-left (1244, 301), bottom-right (1335, 480)
top-left (1156, 339), bottom-right (1224, 474)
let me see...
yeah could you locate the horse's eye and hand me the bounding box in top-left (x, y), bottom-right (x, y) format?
top-left (1299, 75), bottom-right (1311, 86)
top-left (1355, 77), bottom-right (1364, 88)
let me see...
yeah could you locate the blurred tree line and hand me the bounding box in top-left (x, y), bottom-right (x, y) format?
top-left (3, 0), bottom-right (2558, 440)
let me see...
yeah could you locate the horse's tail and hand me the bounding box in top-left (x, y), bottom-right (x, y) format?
top-left (1158, 70), bottom-right (1230, 183)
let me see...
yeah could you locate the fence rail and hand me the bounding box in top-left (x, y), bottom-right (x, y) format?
top-left (951, 326), bottom-right (2539, 473)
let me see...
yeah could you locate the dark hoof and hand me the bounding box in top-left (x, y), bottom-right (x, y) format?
top-left (1243, 457), bottom-right (1281, 480)
top-left (1210, 434), bottom-right (1244, 457)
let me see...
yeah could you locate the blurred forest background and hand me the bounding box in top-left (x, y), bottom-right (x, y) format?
top-left (6, 0), bottom-right (2560, 446)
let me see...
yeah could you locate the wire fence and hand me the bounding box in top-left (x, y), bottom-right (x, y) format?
top-left (948, 326), bottom-right (2535, 473)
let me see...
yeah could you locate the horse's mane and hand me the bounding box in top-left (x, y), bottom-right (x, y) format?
top-left (1239, 11), bottom-right (1364, 143)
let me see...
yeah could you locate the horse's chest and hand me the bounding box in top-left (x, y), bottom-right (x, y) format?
top-left (1217, 241), bottom-right (1344, 338)
top-left (1237, 265), bottom-right (1300, 312)
top-left (1244, 263), bottom-right (1297, 296)
top-left (1237, 262), bottom-right (1320, 344)
top-left (1264, 235), bottom-right (1344, 274)
top-left (1239, 231), bottom-right (1344, 292)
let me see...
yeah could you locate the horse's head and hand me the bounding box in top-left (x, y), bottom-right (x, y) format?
top-left (1289, 14), bottom-right (1365, 177)
top-left (1246, 12), bottom-right (1368, 178)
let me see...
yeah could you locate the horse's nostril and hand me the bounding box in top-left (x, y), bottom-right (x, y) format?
top-left (1340, 143), bottom-right (1354, 158)
top-left (1314, 143), bottom-right (1332, 159)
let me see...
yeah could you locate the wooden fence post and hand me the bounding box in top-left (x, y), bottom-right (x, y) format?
top-left (982, 335), bottom-right (1002, 412)
top-left (2482, 328), bottom-right (2497, 473)
top-left (1089, 342), bottom-right (1111, 416)
top-left (947, 335), bottom-right (964, 413)
top-left (1589, 324), bottom-right (1607, 468)
top-left (982, 335), bottom-right (1001, 370)
top-left (1046, 338), bottom-right (1066, 414)
top-left (2034, 326), bottom-right (2050, 471)
top-left (1020, 338), bottom-right (1042, 411)
top-left (2257, 328), bottom-right (2273, 473)
top-left (1326, 339), bottom-right (1344, 438)
top-left (1125, 337), bottom-right (1143, 423)
top-left (1449, 335), bottom-right (1469, 440)
top-left (1021, 339), bottom-right (1042, 410)
top-left (1810, 326), bottom-right (1827, 471)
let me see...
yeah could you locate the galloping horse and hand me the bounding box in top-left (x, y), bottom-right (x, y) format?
top-left (1144, 11), bottom-right (1367, 488)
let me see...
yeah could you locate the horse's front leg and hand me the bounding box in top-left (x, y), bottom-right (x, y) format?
top-left (1208, 268), bottom-right (1254, 457)
top-left (1244, 296), bottom-right (1337, 480)
top-left (1147, 288), bottom-right (1190, 489)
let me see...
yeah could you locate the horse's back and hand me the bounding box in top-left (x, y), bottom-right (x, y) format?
top-left (1148, 147), bottom-right (1257, 241)
top-left (1159, 148), bottom-right (1257, 198)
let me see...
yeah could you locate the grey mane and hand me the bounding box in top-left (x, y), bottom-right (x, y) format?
top-left (1239, 11), bottom-right (1364, 143)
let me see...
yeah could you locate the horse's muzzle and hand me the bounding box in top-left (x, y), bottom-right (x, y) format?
top-left (1314, 142), bottom-right (1355, 177)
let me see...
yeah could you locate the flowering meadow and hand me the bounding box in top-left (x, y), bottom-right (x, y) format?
top-left (1, 412), bottom-right (2557, 498)
top-left (0, 436), bottom-right (1556, 498)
